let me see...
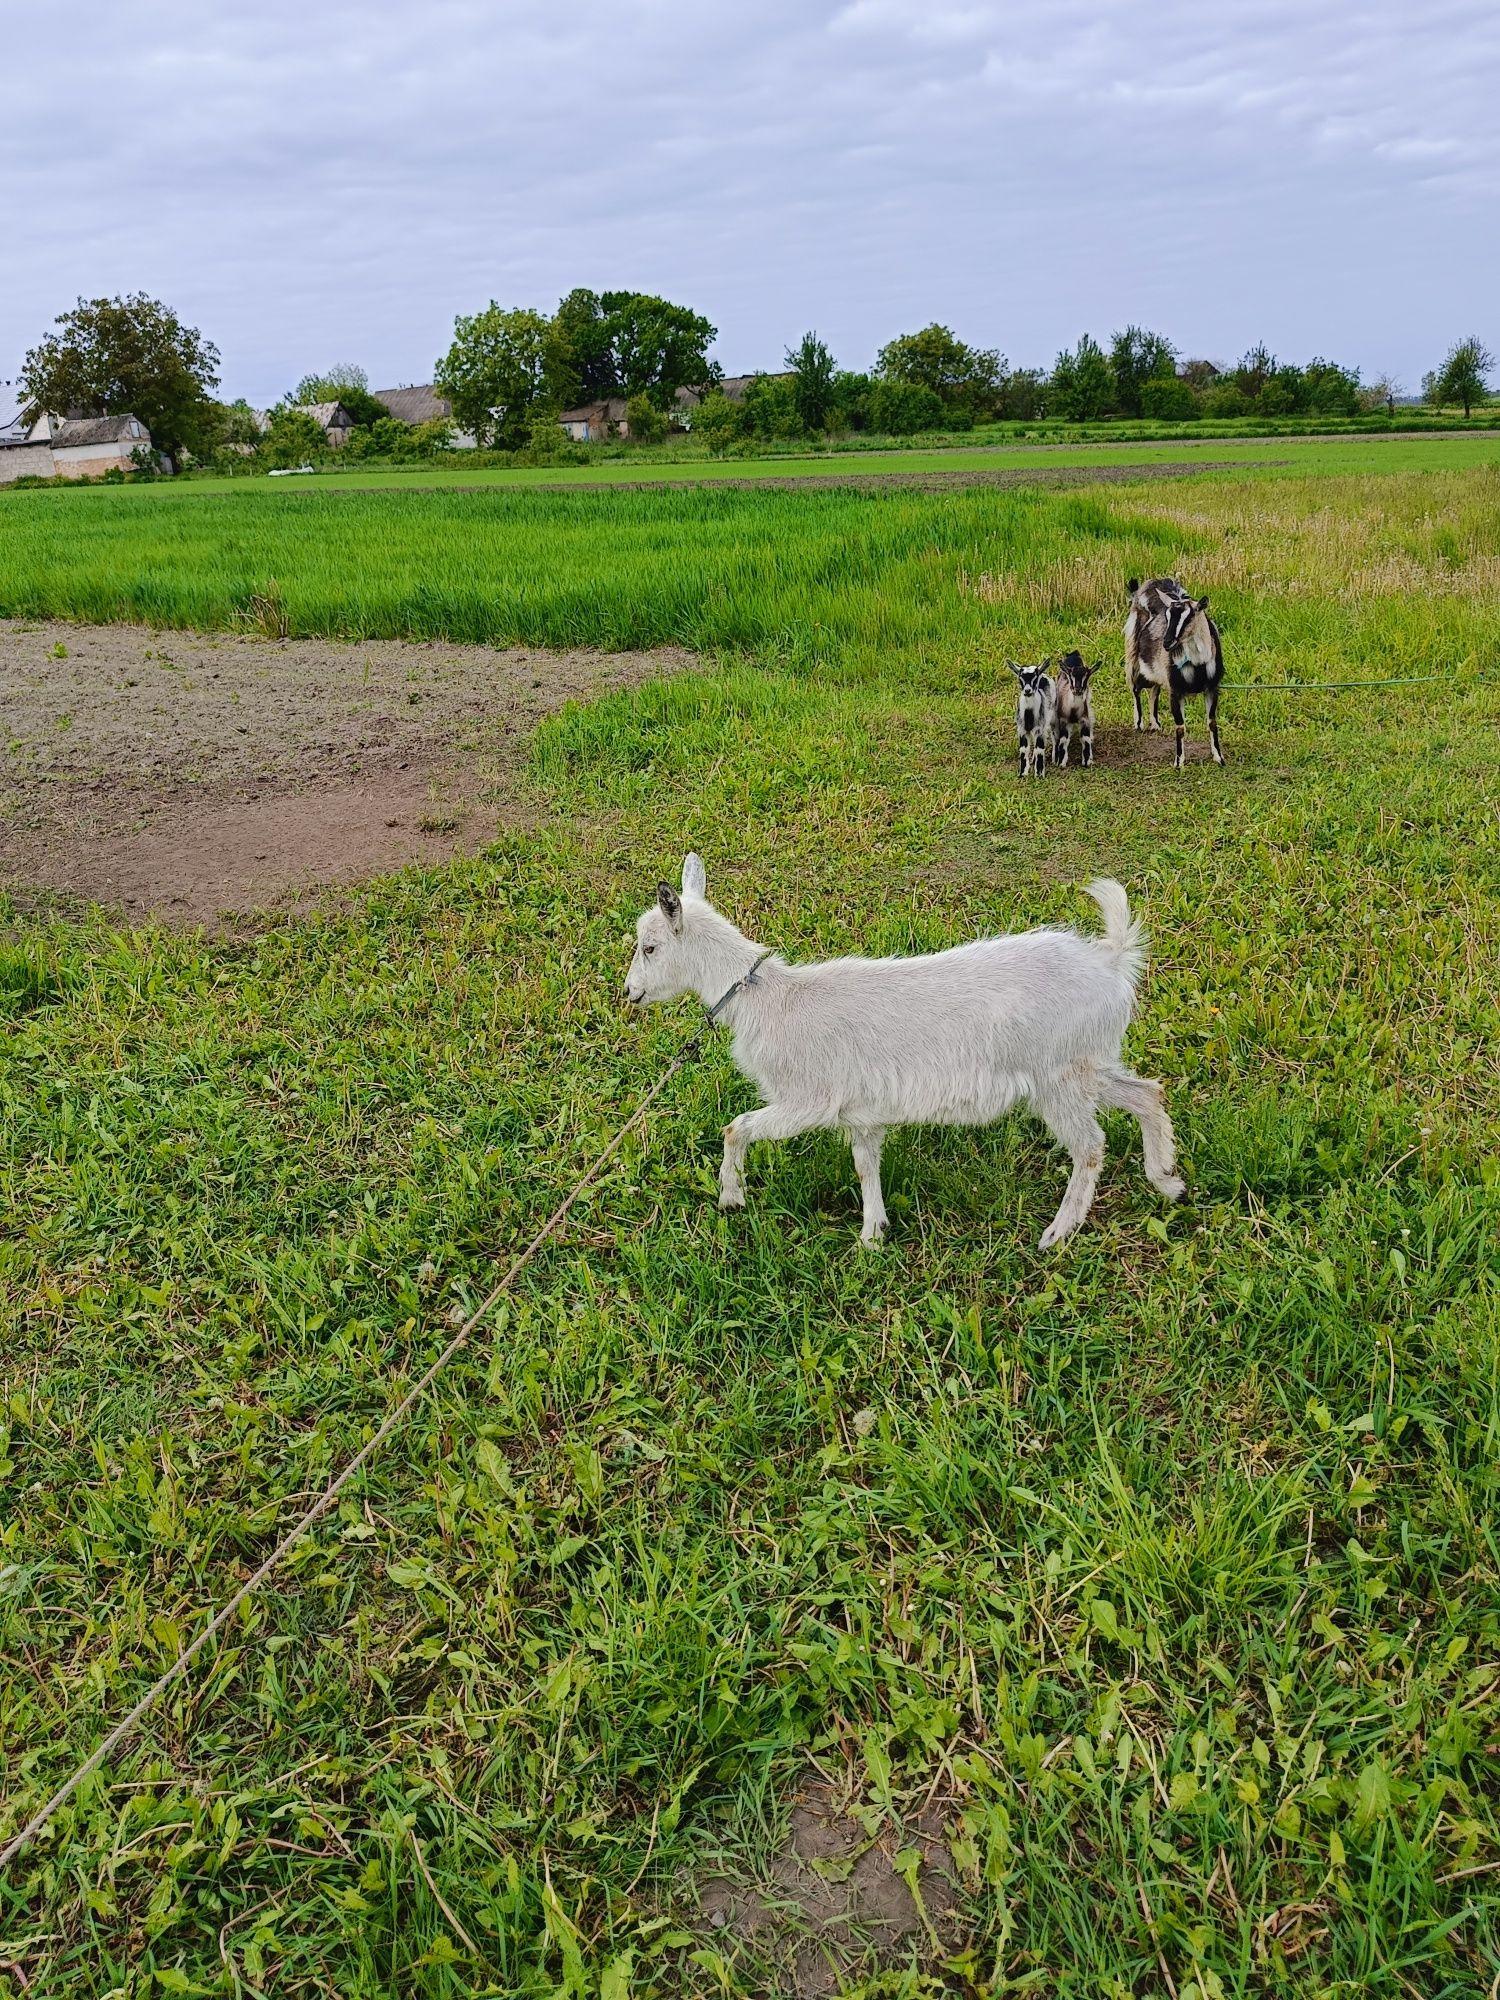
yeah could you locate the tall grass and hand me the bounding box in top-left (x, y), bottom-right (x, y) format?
top-left (1, 464), bottom-right (1498, 1996)
top-left (2, 465), bottom-right (1499, 671)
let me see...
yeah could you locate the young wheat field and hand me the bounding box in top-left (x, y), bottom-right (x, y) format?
top-left (1, 448), bottom-right (1498, 1997)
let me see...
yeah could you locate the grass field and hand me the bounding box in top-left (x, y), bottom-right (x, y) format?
top-left (2, 452), bottom-right (1499, 1997)
top-left (13, 429), bottom-right (1500, 497)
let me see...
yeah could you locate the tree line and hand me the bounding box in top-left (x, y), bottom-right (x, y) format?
top-left (13, 293), bottom-right (1499, 472)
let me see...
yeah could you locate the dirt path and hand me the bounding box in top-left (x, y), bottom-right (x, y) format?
top-left (0, 621), bottom-right (689, 926)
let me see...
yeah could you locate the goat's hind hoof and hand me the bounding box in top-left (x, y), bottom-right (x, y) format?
top-left (1155, 1174), bottom-right (1187, 1203)
top-left (1038, 1218), bottom-right (1077, 1251)
top-left (718, 1190), bottom-right (745, 1212)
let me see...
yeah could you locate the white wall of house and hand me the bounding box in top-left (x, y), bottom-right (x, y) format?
top-left (51, 440), bottom-right (140, 475)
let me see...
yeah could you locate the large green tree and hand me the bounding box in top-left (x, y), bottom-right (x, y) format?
top-left (546, 289), bottom-right (619, 406)
top-left (599, 292), bottom-right (717, 409)
top-left (435, 304), bottom-right (553, 446)
top-left (1425, 337), bottom-right (1495, 419)
top-left (875, 323), bottom-right (1004, 416)
top-left (20, 293), bottom-right (221, 468)
top-left (785, 331), bottom-right (837, 431)
top-left (1109, 325), bottom-right (1176, 417)
top-left (1050, 335), bottom-right (1115, 420)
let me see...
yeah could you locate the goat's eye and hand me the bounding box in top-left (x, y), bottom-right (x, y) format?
top-left (643, 944), bottom-right (656, 957)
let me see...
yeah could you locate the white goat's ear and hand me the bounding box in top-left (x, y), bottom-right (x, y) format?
top-left (656, 881), bottom-right (683, 932)
top-left (682, 852), bottom-right (706, 898)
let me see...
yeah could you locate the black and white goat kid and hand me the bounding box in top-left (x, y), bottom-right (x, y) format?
top-left (1051, 651), bottom-right (1098, 768)
top-left (1008, 660), bottom-right (1054, 778)
top-left (1124, 577), bottom-right (1226, 768)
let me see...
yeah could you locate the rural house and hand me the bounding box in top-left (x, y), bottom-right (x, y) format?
top-left (558, 397), bottom-right (632, 441)
top-left (289, 401), bottom-right (357, 446)
top-left (0, 409), bottom-right (155, 484)
top-left (674, 374), bottom-right (764, 413)
top-left (372, 383), bottom-right (477, 448)
top-left (672, 373), bottom-right (786, 428)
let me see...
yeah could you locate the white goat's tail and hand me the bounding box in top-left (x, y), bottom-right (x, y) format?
top-left (1086, 878), bottom-right (1147, 987)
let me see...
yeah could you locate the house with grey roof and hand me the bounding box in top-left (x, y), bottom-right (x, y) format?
top-left (288, 401), bottom-right (357, 446)
top-left (558, 397), bottom-right (632, 441)
top-left (372, 384), bottom-right (477, 447)
top-left (0, 408), bottom-right (156, 483)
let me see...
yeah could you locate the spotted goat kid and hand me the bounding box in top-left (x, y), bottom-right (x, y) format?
top-left (1007, 660), bottom-right (1054, 777)
top-left (1051, 651), bottom-right (1099, 768)
top-left (1124, 576), bottom-right (1227, 768)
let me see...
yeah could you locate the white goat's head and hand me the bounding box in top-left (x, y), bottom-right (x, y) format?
top-left (624, 852), bottom-right (708, 1006)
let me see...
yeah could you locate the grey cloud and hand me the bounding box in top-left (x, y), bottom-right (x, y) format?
top-left (2, 0), bottom-right (1496, 406)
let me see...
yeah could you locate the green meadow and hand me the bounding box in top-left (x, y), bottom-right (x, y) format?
top-left (17, 426), bottom-right (1500, 497)
top-left (1, 451), bottom-right (1498, 1996)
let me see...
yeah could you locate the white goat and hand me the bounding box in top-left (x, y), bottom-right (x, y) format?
top-left (624, 856), bottom-right (1185, 1248)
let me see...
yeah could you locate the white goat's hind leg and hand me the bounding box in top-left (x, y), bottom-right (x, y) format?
top-left (848, 1127), bottom-right (888, 1244)
top-left (719, 1101), bottom-right (831, 1215)
top-left (1099, 1069), bottom-right (1186, 1200)
top-left (1031, 1083), bottom-right (1106, 1250)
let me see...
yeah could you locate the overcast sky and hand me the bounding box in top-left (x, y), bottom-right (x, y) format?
top-left (3, 0), bottom-right (1496, 407)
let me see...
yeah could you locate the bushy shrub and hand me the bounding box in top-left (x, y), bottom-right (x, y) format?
top-left (875, 324), bottom-right (1003, 419)
top-left (1303, 359), bottom-right (1361, 416)
top-left (262, 409), bottom-right (328, 467)
top-left (624, 394), bottom-right (668, 444)
top-left (829, 371), bottom-right (873, 432)
top-left (998, 369), bottom-right (1049, 421)
top-left (868, 380), bottom-right (945, 435)
top-left (1204, 383), bottom-right (1251, 419)
top-left (408, 418), bottom-right (455, 456)
top-left (742, 375), bottom-right (807, 440)
top-left (691, 393), bottom-right (748, 453)
top-left (1049, 335), bottom-right (1116, 420)
top-left (1141, 376), bottom-right (1200, 421)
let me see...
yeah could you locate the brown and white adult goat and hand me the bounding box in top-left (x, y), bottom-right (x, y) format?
top-left (1124, 577), bottom-right (1226, 768)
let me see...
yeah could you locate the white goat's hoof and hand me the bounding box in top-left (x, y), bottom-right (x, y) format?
top-left (1038, 1219), bottom-right (1076, 1251)
top-left (860, 1224), bottom-right (887, 1247)
top-left (1156, 1175), bottom-right (1187, 1202)
top-left (718, 1190), bottom-right (745, 1212)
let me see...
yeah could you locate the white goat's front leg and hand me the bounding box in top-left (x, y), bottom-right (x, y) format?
top-left (848, 1126), bottom-right (888, 1244)
top-left (1031, 1083), bottom-right (1106, 1250)
top-left (719, 1101), bottom-right (830, 1214)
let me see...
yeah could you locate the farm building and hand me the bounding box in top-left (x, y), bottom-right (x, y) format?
top-left (0, 410), bottom-right (155, 484)
top-left (558, 397), bottom-right (632, 441)
top-left (558, 378), bottom-right (775, 440)
top-left (674, 374), bottom-right (764, 413)
top-left (673, 373), bottom-right (788, 428)
top-left (1, 387), bottom-right (29, 445)
top-left (288, 401), bottom-right (358, 446)
top-left (371, 383), bottom-right (477, 448)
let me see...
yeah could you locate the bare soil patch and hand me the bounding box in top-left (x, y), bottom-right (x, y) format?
top-left (469, 458), bottom-right (1281, 495)
top-left (0, 620), bottom-right (690, 925)
top-left (695, 1783), bottom-right (962, 1997)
